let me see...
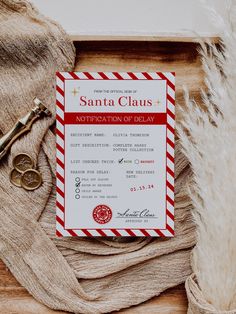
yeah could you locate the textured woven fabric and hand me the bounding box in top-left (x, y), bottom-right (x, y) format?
top-left (0, 1), bottom-right (196, 313)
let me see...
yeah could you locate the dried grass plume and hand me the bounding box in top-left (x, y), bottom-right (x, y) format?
top-left (179, 0), bottom-right (236, 311)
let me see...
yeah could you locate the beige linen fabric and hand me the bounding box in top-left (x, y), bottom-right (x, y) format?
top-left (0, 1), bottom-right (196, 313)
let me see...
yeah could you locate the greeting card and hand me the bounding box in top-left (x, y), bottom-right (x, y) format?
top-left (56, 72), bottom-right (175, 237)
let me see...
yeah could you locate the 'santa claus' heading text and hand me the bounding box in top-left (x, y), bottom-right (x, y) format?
top-left (79, 96), bottom-right (155, 107)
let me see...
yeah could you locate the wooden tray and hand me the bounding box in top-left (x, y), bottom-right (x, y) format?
top-left (0, 39), bottom-right (204, 314)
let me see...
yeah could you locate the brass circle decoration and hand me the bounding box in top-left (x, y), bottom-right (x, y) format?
top-left (10, 168), bottom-right (22, 187)
top-left (13, 153), bottom-right (34, 173)
top-left (21, 169), bottom-right (42, 191)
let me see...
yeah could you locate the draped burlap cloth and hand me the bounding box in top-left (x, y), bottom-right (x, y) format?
top-left (0, 1), bottom-right (196, 313)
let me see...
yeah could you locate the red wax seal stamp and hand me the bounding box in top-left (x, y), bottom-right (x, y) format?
top-left (93, 204), bottom-right (112, 224)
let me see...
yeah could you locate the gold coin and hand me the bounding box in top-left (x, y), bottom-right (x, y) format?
top-left (13, 153), bottom-right (34, 173)
top-left (21, 169), bottom-right (42, 191)
top-left (10, 168), bottom-right (22, 187)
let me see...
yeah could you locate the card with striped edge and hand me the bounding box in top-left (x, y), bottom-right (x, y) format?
top-left (56, 72), bottom-right (175, 237)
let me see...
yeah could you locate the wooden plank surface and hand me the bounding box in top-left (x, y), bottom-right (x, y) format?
top-left (0, 260), bottom-right (187, 314)
top-left (69, 34), bottom-right (219, 43)
top-left (0, 40), bottom-right (203, 314)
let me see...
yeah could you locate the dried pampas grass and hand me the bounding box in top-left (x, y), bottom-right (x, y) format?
top-left (179, 0), bottom-right (236, 311)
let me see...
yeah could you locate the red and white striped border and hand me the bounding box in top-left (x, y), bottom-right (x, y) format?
top-left (56, 72), bottom-right (175, 237)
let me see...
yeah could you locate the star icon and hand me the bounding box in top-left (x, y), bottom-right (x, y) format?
top-left (154, 99), bottom-right (161, 106)
top-left (71, 87), bottom-right (80, 97)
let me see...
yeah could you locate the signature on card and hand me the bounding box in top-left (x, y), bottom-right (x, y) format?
top-left (116, 208), bottom-right (157, 219)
